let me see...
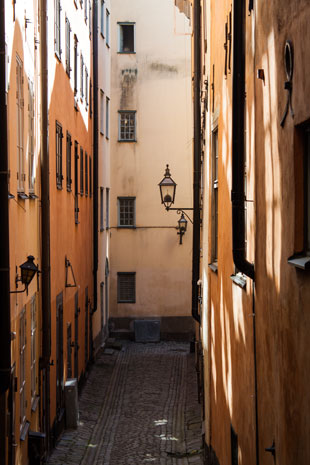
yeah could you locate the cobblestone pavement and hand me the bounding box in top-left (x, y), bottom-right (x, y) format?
top-left (48, 341), bottom-right (203, 465)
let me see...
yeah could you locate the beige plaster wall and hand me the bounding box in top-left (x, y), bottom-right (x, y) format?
top-left (109, 0), bottom-right (193, 320)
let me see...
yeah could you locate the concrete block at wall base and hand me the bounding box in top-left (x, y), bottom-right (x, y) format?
top-left (109, 316), bottom-right (195, 342)
top-left (64, 378), bottom-right (79, 429)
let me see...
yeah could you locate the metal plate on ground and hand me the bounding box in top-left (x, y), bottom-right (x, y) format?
top-left (134, 319), bottom-right (160, 343)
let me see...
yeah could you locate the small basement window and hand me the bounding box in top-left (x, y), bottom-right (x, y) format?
top-left (118, 23), bottom-right (135, 53)
top-left (117, 272), bottom-right (136, 303)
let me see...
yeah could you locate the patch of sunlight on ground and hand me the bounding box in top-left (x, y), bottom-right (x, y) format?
top-left (144, 454), bottom-right (156, 462)
top-left (155, 434), bottom-right (179, 441)
top-left (154, 419), bottom-right (168, 426)
top-left (87, 444), bottom-right (97, 448)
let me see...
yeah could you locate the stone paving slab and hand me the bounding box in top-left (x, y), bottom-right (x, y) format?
top-left (47, 341), bottom-right (203, 465)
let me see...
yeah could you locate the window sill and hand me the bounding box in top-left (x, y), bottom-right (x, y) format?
top-left (29, 193), bottom-right (38, 199)
top-left (230, 273), bottom-right (247, 289)
top-left (20, 421), bottom-right (30, 441)
top-left (100, 227), bottom-right (104, 232)
top-left (288, 254), bottom-right (310, 270)
top-left (18, 192), bottom-right (29, 200)
top-left (56, 185), bottom-right (63, 190)
top-left (118, 51), bottom-right (136, 54)
top-left (100, 32), bottom-right (105, 39)
top-left (8, 193), bottom-right (15, 199)
top-left (54, 51), bottom-right (62, 63)
top-left (118, 139), bottom-right (137, 143)
top-left (117, 225), bottom-right (136, 229)
top-left (208, 262), bottom-right (218, 274)
top-left (31, 395), bottom-right (40, 413)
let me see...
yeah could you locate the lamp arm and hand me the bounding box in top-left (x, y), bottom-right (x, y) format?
top-left (10, 285), bottom-right (27, 294)
top-left (175, 209), bottom-right (193, 224)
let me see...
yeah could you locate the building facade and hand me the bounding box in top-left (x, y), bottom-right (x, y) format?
top-left (108, 0), bottom-right (194, 340)
top-left (198, 0), bottom-right (310, 464)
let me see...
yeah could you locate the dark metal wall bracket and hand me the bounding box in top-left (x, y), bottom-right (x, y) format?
top-left (280, 40), bottom-right (294, 127)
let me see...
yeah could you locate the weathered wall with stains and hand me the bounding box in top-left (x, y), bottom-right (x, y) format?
top-left (200, 0), bottom-right (310, 464)
top-left (109, 0), bottom-right (193, 336)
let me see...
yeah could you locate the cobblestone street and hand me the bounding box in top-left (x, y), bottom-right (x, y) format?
top-left (47, 341), bottom-right (203, 465)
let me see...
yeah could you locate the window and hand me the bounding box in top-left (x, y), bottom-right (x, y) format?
top-left (85, 67), bottom-right (89, 108)
top-left (106, 97), bottom-right (110, 138)
top-left (100, 187), bottom-right (104, 231)
top-left (74, 35), bottom-right (78, 95)
top-left (56, 121), bottom-right (63, 188)
top-left (28, 80), bottom-right (35, 193)
top-left (30, 296), bottom-right (37, 404)
top-left (118, 197), bottom-right (135, 227)
top-left (117, 272), bottom-right (136, 303)
top-left (100, 90), bottom-right (104, 134)
top-left (85, 152), bottom-right (88, 195)
top-left (118, 23), bottom-right (135, 53)
top-left (84, 0), bottom-right (88, 23)
top-left (89, 1), bottom-right (92, 37)
top-left (212, 128), bottom-right (218, 263)
top-left (66, 131), bottom-right (72, 191)
top-left (19, 308), bottom-right (26, 428)
top-left (89, 156), bottom-right (92, 197)
top-left (80, 52), bottom-right (84, 100)
top-left (289, 122), bottom-right (310, 269)
top-left (106, 9), bottom-right (110, 46)
top-left (55, 0), bottom-right (61, 59)
top-left (106, 187), bottom-right (110, 229)
top-left (100, 0), bottom-right (104, 36)
top-left (65, 16), bottom-right (71, 75)
top-left (74, 141), bottom-right (79, 223)
top-left (89, 80), bottom-right (92, 117)
top-left (16, 55), bottom-right (24, 192)
top-left (118, 111), bottom-right (136, 141)
top-left (80, 147), bottom-right (84, 195)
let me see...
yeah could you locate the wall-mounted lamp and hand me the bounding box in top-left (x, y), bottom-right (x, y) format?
top-left (10, 255), bottom-right (40, 294)
top-left (158, 165), bottom-right (194, 244)
top-left (177, 212), bottom-right (188, 244)
top-left (65, 256), bottom-right (77, 288)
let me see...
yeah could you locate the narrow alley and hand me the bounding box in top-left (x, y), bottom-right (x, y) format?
top-left (47, 341), bottom-right (203, 465)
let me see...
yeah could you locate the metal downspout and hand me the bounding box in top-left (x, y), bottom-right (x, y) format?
top-left (0, 0), bottom-right (11, 461)
top-left (231, 0), bottom-right (254, 280)
top-left (93, 0), bottom-right (99, 315)
top-left (192, 0), bottom-right (201, 325)
top-left (40, 0), bottom-right (51, 451)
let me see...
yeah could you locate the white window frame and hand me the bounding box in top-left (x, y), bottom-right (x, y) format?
top-left (55, 0), bottom-right (62, 59)
top-left (106, 96), bottom-right (110, 138)
top-left (100, 187), bottom-right (104, 231)
top-left (106, 187), bottom-right (110, 229)
top-left (100, 0), bottom-right (104, 37)
top-left (100, 90), bottom-right (104, 135)
top-left (212, 128), bottom-right (218, 264)
top-left (106, 9), bottom-right (110, 46)
top-left (118, 111), bottom-right (136, 142)
top-left (30, 296), bottom-right (37, 404)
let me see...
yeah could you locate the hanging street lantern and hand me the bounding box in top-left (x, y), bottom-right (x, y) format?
top-left (177, 212), bottom-right (188, 244)
top-left (158, 164), bottom-right (177, 210)
top-left (10, 255), bottom-right (40, 294)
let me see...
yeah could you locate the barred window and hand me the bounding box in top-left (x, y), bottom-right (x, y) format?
top-left (80, 147), bottom-right (84, 195)
top-left (55, 0), bottom-right (61, 59)
top-left (65, 16), bottom-right (71, 75)
top-left (118, 111), bottom-right (136, 141)
top-left (66, 131), bottom-right (72, 191)
top-left (56, 121), bottom-right (63, 188)
top-left (117, 272), bottom-right (136, 303)
top-left (118, 197), bottom-right (135, 227)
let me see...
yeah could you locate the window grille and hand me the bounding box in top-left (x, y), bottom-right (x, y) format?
top-left (118, 197), bottom-right (135, 227)
top-left (119, 111), bottom-right (136, 141)
top-left (85, 152), bottom-right (88, 195)
top-left (66, 131), bottom-right (72, 191)
top-left (56, 121), bottom-right (63, 188)
top-left (117, 272), bottom-right (136, 303)
top-left (80, 147), bottom-right (84, 195)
